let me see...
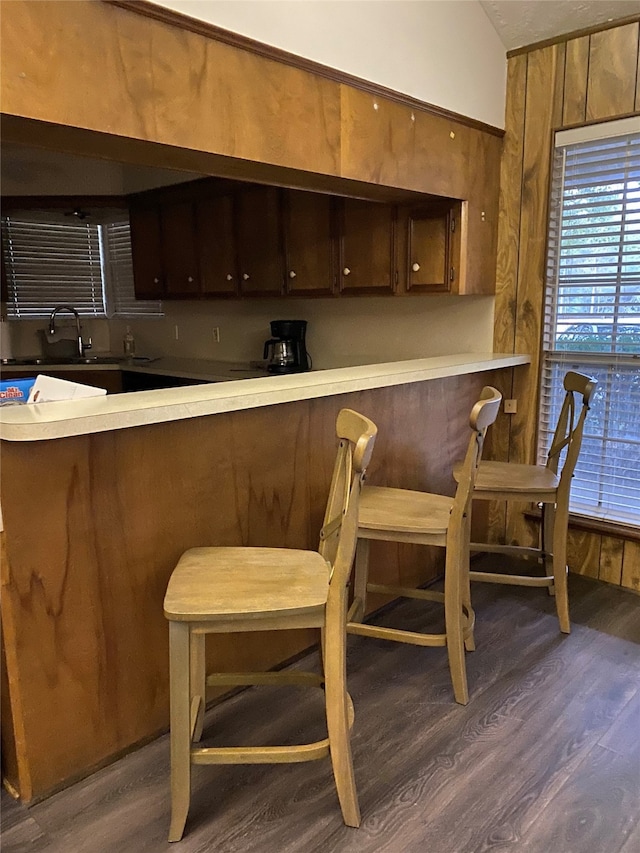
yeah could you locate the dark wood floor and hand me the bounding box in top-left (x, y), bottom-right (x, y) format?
top-left (2, 567), bottom-right (639, 853)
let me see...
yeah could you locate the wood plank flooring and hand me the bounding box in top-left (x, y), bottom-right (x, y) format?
top-left (2, 567), bottom-right (639, 853)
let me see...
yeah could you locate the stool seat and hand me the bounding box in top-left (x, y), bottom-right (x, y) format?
top-left (165, 547), bottom-right (330, 624)
top-left (358, 487), bottom-right (453, 538)
top-left (471, 461), bottom-right (559, 498)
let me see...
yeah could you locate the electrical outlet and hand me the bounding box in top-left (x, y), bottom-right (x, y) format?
top-left (174, 325), bottom-right (179, 341)
top-left (504, 398), bottom-right (518, 414)
top-left (212, 327), bottom-right (220, 343)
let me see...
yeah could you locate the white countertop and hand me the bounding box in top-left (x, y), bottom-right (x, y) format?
top-left (0, 353), bottom-right (530, 442)
top-left (1, 357), bottom-right (268, 382)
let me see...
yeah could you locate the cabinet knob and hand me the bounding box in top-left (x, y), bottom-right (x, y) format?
top-left (343, 267), bottom-right (351, 276)
top-left (242, 273), bottom-right (250, 281)
top-left (187, 276), bottom-right (194, 283)
top-left (412, 262), bottom-right (421, 272)
top-left (226, 274), bottom-right (234, 281)
top-left (289, 270), bottom-right (297, 279)
top-left (153, 277), bottom-right (160, 284)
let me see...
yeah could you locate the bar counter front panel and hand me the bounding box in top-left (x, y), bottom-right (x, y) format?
top-left (0, 364), bottom-right (521, 801)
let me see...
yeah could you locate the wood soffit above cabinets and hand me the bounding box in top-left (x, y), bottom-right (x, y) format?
top-left (106, 0), bottom-right (504, 139)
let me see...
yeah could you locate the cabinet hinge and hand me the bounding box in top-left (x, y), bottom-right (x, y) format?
top-left (450, 217), bottom-right (456, 233)
top-left (450, 266), bottom-right (455, 282)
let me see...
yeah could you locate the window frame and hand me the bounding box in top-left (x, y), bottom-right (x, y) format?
top-left (1, 204), bottom-right (163, 321)
top-left (539, 115), bottom-right (640, 529)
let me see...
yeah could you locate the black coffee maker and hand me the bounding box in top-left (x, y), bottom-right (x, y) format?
top-left (263, 320), bottom-right (310, 374)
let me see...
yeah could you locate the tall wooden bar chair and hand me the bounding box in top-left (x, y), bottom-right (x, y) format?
top-left (347, 386), bottom-right (502, 706)
top-left (163, 408), bottom-right (377, 842)
top-left (457, 370), bottom-right (597, 634)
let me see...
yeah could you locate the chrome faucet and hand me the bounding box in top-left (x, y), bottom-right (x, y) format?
top-left (48, 305), bottom-right (92, 359)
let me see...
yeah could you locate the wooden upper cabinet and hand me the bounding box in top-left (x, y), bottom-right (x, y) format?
top-left (338, 199), bottom-right (396, 294)
top-left (129, 203), bottom-right (164, 299)
top-left (400, 201), bottom-right (463, 294)
top-left (282, 190), bottom-right (336, 296)
top-left (161, 201), bottom-right (200, 298)
top-left (235, 186), bottom-right (284, 297)
top-left (195, 195), bottom-right (239, 297)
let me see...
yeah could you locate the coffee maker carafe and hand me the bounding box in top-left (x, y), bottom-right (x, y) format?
top-left (263, 320), bottom-right (310, 374)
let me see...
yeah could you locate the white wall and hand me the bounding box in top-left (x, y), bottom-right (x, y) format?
top-left (151, 0), bottom-right (507, 127)
top-left (107, 295), bottom-right (494, 368)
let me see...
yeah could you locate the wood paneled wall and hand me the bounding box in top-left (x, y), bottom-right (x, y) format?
top-left (491, 20), bottom-right (640, 593)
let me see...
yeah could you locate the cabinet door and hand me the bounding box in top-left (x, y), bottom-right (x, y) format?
top-left (283, 190), bottom-right (336, 296)
top-left (129, 204), bottom-right (164, 299)
top-left (338, 199), bottom-right (396, 294)
top-left (235, 186), bottom-right (284, 296)
top-left (195, 195), bottom-right (239, 297)
top-left (161, 201), bottom-right (200, 298)
top-left (405, 202), bottom-right (461, 294)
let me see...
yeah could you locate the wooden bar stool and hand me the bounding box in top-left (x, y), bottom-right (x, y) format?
top-left (163, 408), bottom-right (377, 842)
top-left (347, 386), bottom-right (502, 705)
top-left (458, 370), bottom-right (597, 633)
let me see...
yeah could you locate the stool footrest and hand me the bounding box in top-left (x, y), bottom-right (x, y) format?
top-left (470, 570), bottom-right (553, 588)
top-left (191, 740), bottom-right (331, 765)
top-left (206, 671), bottom-right (324, 688)
top-left (367, 583), bottom-right (445, 603)
top-left (470, 543), bottom-right (547, 560)
top-left (347, 621), bottom-right (447, 647)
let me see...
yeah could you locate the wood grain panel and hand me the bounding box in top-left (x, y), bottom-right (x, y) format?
top-left (491, 55), bottom-right (527, 549)
top-left (567, 528), bottom-right (600, 579)
top-left (150, 17), bottom-right (341, 174)
top-left (507, 42), bottom-right (562, 554)
top-left (0, 0), bottom-right (156, 140)
top-left (599, 535), bottom-right (624, 585)
top-left (0, 372), bottom-right (497, 800)
top-left (621, 540), bottom-right (640, 592)
top-left (562, 36), bottom-right (589, 125)
top-left (462, 129), bottom-right (503, 295)
top-left (412, 110), bottom-right (472, 199)
top-left (494, 54), bottom-right (526, 358)
top-left (586, 23), bottom-right (640, 120)
top-left (339, 88), bottom-right (416, 189)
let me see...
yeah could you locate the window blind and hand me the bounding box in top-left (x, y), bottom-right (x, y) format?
top-left (540, 119), bottom-right (640, 526)
top-left (2, 217), bottom-right (106, 318)
top-left (102, 222), bottom-right (163, 318)
top-left (2, 214), bottom-right (163, 321)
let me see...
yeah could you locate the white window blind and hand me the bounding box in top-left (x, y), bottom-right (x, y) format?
top-left (540, 118), bottom-right (640, 526)
top-left (2, 214), bottom-right (163, 320)
top-left (2, 217), bottom-right (106, 318)
top-left (102, 222), bottom-right (162, 318)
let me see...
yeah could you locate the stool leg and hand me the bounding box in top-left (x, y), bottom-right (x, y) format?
top-left (552, 505), bottom-right (571, 634)
top-left (190, 633), bottom-right (206, 743)
top-left (444, 541), bottom-right (469, 706)
top-left (168, 621), bottom-right (192, 842)
top-left (324, 594), bottom-right (360, 828)
top-left (542, 502), bottom-right (556, 597)
top-left (351, 538), bottom-right (370, 623)
top-left (461, 515), bottom-right (475, 653)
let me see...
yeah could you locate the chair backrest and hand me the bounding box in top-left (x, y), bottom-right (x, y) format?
top-left (451, 386), bottom-right (503, 528)
top-left (546, 372), bottom-right (597, 500)
top-left (319, 408), bottom-right (378, 592)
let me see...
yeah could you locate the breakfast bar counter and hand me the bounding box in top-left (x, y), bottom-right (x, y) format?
top-left (1, 353), bottom-right (527, 441)
top-left (1, 353), bottom-right (528, 802)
